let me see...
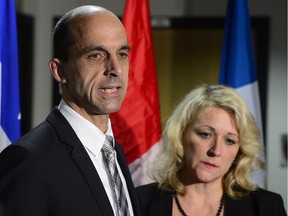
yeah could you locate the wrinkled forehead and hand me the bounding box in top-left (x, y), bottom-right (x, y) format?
top-left (65, 11), bottom-right (128, 58)
top-left (69, 10), bottom-right (127, 40)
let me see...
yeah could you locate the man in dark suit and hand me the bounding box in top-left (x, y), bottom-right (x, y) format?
top-left (0, 5), bottom-right (140, 216)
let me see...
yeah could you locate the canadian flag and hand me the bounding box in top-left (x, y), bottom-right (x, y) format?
top-left (110, 0), bottom-right (162, 186)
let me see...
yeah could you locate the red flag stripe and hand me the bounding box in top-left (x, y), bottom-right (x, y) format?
top-left (110, 0), bottom-right (161, 166)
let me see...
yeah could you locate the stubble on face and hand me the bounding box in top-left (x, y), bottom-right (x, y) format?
top-left (60, 10), bottom-right (130, 129)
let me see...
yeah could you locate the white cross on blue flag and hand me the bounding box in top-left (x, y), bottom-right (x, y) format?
top-left (0, 0), bottom-right (21, 152)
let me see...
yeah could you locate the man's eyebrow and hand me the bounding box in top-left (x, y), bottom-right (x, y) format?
top-left (79, 45), bottom-right (107, 55)
top-left (79, 45), bottom-right (130, 55)
top-left (120, 45), bottom-right (131, 52)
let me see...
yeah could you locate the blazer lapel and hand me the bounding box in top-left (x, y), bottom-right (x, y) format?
top-left (46, 108), bottom-right (114, 216)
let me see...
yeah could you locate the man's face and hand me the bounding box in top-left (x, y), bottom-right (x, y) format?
top-left (61, 12), bottom-right (130, 116)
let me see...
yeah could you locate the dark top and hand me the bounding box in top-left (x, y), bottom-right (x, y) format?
top-left (136, 182), bottom-right (287, 216)
top-left (0, 108), bottom-right (140, 216)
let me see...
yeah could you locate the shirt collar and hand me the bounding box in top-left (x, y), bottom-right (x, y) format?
top-left (58, 99), bottom-right (114, 156)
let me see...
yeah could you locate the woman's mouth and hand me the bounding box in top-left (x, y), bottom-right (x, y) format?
top-left (202, 161), bottom-right (218, 168)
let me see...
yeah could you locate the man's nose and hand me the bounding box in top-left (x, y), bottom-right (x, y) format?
top-left (105, 56), bottom-right (122, 77)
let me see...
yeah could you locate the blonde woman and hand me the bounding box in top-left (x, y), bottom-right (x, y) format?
top-left (137, 85), bottom-right (286, 216)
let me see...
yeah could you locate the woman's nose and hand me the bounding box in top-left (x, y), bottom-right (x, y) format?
top-left (207, 139), bottom-right (221, 157)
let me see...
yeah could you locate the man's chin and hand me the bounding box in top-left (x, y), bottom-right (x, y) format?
top-left (104, 105), bottom-right (122, 115)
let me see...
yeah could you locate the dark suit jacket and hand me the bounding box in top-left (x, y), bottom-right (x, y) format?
top-left (0, 108), bottom-right (140, 216)
top-left (136, 182), bottom-right (287, 216)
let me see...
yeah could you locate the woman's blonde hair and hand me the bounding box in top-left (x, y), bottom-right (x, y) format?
top-left (153, 84), bottom-right (263, 199)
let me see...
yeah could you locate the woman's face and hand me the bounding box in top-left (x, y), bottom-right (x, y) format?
top-left (182, 106), bottom-right (240, 185)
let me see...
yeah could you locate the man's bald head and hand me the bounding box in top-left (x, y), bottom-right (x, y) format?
top-left (52, 5), bottom-right (123, 61)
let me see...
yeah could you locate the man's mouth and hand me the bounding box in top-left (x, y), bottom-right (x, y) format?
top-left (100, 87), bottom-right (119, 94)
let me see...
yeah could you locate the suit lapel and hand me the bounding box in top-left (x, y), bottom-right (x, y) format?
top-left (70, 144), bottom-right (114, 215)
top-left (46, 108), bottom-right (114, 216)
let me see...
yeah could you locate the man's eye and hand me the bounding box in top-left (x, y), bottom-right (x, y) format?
top-left (89, 53), bottom-right (102, 59)
top-left (118, 53), bottom-right (128, 59)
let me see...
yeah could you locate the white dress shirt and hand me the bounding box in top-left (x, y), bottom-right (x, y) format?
top-left (58, 99), bottom-right (134, 216)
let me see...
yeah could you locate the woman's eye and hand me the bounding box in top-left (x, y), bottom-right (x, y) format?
top-left (199, 132), bottom-right (212, 139)
top-left (226, 138), bottom-right (236, 145)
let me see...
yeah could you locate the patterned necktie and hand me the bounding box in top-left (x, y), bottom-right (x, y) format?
top-left (102, 135), bottom-right (130, 216)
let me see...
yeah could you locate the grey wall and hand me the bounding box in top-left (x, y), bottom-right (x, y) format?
top-left (16, 0), bottom-right (287, 209)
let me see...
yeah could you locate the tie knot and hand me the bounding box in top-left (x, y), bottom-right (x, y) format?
top-left (102, 135), bottom-right (114, 153)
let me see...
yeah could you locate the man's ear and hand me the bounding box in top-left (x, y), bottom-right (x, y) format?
top-left (49, 58), bottom-right (67, 84)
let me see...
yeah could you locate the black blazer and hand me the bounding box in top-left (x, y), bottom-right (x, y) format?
top-left (0, 108), bottom-right (140, 216)
top-left (136, 182), bottom-right (287, 216)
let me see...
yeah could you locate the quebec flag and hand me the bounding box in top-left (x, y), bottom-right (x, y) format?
top-left (219, 0), bottom-right (265, 187)
top-left (0, 0), bottom-right (21, 152)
